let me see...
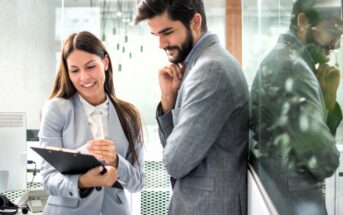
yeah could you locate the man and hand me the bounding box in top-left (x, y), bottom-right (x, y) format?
top-left (135, 0), bottom-right (249, 214)
top-left (250, 0), bottom-right (343, 214)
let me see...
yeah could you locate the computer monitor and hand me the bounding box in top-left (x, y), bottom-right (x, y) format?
top-left (0, 112), bottom-right (27, 192)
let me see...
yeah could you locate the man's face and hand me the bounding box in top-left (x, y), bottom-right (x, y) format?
top-left (304, 17), bottom-right (343, 64)
top-left (148, 11), bottom-right (194, 63)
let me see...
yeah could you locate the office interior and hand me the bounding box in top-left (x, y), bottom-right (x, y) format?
top-left (0, 0), bottom-right (342, 214)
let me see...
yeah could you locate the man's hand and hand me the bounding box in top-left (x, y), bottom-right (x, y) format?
top-left (159, 63), bottom-right (185, 113)
top-left (316, 64), bottom-right (341, 111)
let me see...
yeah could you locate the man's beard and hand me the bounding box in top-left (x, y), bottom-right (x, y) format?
top-left (165, 29), bottom-right (194, 64)
top-left (304, 29), bottom-right (330, 65)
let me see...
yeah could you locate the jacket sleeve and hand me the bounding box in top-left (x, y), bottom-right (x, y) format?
top-left (116, 134), bottom-right (145, 193)
top-left (38, 100), bottom-right (83, 199)
top-left (327, 102), bottom-right (343, 135)
top-left (285, 61), bottom-right (340, 180)
top-left (156, 103), bottom-right (174, 148)
top-left (157, 61), bottom-right (239, 179)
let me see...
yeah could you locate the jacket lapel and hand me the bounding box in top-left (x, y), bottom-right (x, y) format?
top-left (181, 34), bottom-right (219, 83)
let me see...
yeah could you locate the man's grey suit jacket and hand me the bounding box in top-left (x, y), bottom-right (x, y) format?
top-left (157, 34), bottom-right (249, 215)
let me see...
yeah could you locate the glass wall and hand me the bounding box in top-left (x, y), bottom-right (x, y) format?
top-left (0, 0), bottom-right (60, 129)
top-left (244, 0), bottom-right (343, 214)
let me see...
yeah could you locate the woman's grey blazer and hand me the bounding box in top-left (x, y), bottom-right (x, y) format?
top-left (38, 93), bottom-right (144, 215)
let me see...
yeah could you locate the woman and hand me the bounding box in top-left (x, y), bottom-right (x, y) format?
top-left (38, 31), bottom-right (144, 215)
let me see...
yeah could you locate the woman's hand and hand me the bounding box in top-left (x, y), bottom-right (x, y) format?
top-left (86, 139), bottom-right (118, 168)
top-left (78, 165), bottom-right (118, 188)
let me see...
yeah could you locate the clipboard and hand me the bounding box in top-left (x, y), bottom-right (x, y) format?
top-left (31, 146), bottom-right (123, 189)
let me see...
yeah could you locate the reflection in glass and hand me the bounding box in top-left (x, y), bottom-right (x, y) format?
top-left (250, 0), bottom-right (343, 214)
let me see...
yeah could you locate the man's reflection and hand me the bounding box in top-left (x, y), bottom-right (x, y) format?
top-left (250, 0), bottom-right (343, 214)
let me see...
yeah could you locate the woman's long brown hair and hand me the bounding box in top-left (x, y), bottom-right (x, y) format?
top-left (49, 31), bottom-right (142, 166)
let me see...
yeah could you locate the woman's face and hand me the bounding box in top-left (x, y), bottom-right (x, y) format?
top-left (66, 49), bottom-right (109, 106)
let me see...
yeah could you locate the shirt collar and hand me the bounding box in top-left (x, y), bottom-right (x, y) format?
top-left (281, 31), bottom-right (316, 69)
top-left (79, 94), bottom-right (109, 116)
top-left (184, 31), bottom-right (211, 65)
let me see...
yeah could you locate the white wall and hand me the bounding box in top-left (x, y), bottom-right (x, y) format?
top-left (0, 0), bottom-right (58, 129)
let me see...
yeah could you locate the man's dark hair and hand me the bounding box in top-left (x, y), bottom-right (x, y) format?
top-left (134, 0), bottom-right (208, 32)
top-left (290, 0), bottom-right (341, 32)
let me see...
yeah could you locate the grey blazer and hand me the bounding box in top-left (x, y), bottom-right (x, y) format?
top-left (157, 34), bottom-right (249, 215)
top-left (250, 32), bottom-right (341, 215)
top-left (38, 93), bottom-right (144, 215)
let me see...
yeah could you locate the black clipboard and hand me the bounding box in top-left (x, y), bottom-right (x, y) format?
top-left (31, 146), bottom-right (123, 189)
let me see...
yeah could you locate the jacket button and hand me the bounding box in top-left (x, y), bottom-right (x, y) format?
top-left (96, 186), bottom-right (102, 191)
top-left (69, 192), bottom-right (73, 196)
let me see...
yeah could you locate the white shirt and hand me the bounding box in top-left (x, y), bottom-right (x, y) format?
top-left (79, 95), bottom-right (109, 140)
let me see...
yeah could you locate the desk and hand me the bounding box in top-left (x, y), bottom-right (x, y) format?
top-left (16, 210), bottom-right (42, 215)
top-left (0, 182), bottom-right (44, 215)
